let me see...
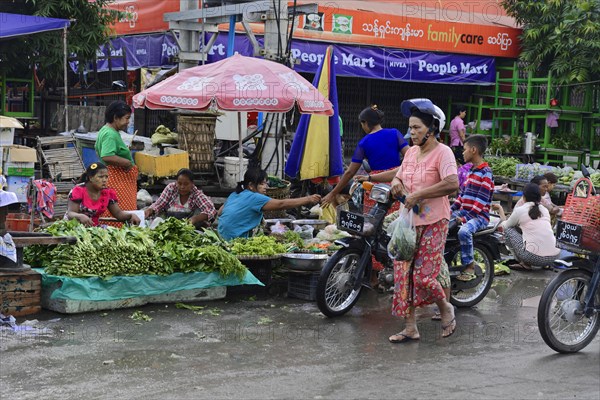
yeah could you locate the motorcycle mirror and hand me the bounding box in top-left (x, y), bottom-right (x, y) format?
top-left (581, 164), bottom-right (591, 178)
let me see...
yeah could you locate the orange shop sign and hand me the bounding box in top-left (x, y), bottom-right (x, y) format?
top-left (106, 0), bottom-right (183, 35)
top-left (289, 6), bottom-right (521, 58)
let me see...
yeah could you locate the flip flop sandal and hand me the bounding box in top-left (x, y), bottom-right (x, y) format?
top-left (431, 312), bottom-right (442, 321)
top-left (509, 262), bottom-right (533, 271)
top-left (389, 333), bottom-right (420, 343)
top-left (456, 272), bottom-right (477, 282)
top-left (441, 318), bottom-right (456, 338)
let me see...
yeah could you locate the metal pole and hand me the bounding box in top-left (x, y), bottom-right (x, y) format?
top-left (178, 0), bottom-right (199, 71)
top-left (238, 112), bottom-right (243, 181)
top-left (63, 27), bottom-right (69, 133)
top-left (262, 1), bottom-right (288, 177)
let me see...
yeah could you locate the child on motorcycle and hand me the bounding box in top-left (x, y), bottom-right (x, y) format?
top-left (450, 135), bottom-right (494, 282)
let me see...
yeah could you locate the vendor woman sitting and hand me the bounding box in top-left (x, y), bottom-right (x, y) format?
top-left (218, 168), bottom-right (321, 240)
top-left (144, 168), bottom-right (217, 228)
top-left (65, 163), bottom-right (141, 227)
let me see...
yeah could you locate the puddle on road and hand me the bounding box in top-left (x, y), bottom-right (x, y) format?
top-left (490, 273), bottom-right (553, 307)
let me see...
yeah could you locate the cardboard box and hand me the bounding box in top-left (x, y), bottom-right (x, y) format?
top-left (4, 145), bottom-right (37, 163)
top-left (135, 147), bottom-right (189, 177)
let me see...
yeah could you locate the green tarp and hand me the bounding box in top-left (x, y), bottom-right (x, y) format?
top-left (35, 269), bottom-right (263, 301)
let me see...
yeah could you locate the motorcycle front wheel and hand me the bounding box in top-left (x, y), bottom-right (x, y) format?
top-left (316, 248), bottom-right (365, 317)
top-left (449, 244), bottom-right (495, 308)
top-left (537, 269), bottom-right (600, 353)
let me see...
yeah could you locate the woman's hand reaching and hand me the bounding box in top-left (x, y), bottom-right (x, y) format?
top-left (390, 181), bottom-right (406, 199)
top-left (77, 214), bottom-right (94, 227)
top-left (129, 213), bottom-right (141, 226)
top-left (306, 194), bottom-right (322, 205)
top-left (321, 192), bottom-right (334, 207)
top-left (144, 208), bottom-right (153, 219)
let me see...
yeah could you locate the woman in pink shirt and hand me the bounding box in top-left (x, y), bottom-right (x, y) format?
top-left (388, 99), bottom-right (459, 343)
top-left (449, 106), bottom-right (467, 164)
top-left (492, 183), bottom-right (560, 269)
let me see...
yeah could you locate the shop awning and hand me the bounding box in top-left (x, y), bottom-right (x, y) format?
top-left (0, 12), bottom-right (71, 39)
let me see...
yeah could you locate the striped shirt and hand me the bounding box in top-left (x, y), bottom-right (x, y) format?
top-left (451, 162), bottom-right (494, 222)
top-left (149, 182), bottom-right (217, 221)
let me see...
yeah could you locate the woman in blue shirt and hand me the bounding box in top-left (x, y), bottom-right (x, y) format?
top-left (218, 168), bottom-right (321, 240)
top-left (321, 105), bottom-right (409, 207)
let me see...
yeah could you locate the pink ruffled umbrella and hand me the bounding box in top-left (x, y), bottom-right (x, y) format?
top-left (133, 54), bottom-right (334, 178)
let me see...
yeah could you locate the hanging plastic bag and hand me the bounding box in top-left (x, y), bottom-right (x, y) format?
top-left (0, 233), bottom-right (17, 263)
top-left (387, 209), bottom-right (417, 261)
top-left (309, 204), bottom-right (324, 218)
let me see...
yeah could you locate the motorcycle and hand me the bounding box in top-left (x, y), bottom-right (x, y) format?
top-left (316, 182), bottom-right (503, 317)
top-left (537, 169), bottom-right (600, 353)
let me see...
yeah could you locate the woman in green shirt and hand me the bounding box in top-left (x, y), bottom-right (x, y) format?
top-left (95, 101), bottom-right (138, 226)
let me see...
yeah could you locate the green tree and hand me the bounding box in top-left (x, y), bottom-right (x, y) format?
top-left (0, 0), bottom-right (121, 84)
top-left (501, 0), bottom-right (600, 84)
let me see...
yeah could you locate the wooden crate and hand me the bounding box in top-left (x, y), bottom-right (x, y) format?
top-left (0, 269), bottom-right (41, 316)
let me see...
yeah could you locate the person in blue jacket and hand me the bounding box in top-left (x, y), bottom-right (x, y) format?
top-left (321, 104), bottom-right (409, 207)
top-left (218, 168), bottom-right (321, 240)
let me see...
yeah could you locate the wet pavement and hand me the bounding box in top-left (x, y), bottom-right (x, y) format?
top-left (1, 269), bottom-right (599, 399)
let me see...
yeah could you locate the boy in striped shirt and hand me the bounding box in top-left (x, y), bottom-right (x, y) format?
top-left (450, 135), bottom-right (494, 281)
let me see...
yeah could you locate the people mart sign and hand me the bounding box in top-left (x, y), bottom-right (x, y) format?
top-left (293, 5), bottom-right (520, 58)
top-left (85, 32), bottom-right (494, 85)
top-left (207, 34), bottom-right (496, 85)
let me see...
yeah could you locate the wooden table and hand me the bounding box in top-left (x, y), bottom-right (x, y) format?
top-left (493, 190), bottom-right (520, 213)
top-left (0, 232), bottom-right (77, 272)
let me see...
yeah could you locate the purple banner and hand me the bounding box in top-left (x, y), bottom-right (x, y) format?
top-left (71, 33), bottom-right (179, 72)
top-left (82, 32), bottom-right (494, 85)
top-left (206, 34), bottom-right (495, 85)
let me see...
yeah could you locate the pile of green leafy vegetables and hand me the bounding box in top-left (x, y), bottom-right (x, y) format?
top-left (24, 218), bottom-right (247, 280)
top-left (487, 157), bottom-right (520, 178)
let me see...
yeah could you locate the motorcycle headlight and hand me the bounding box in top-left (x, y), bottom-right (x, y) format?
top-left (369, 184), bottom-right (391, 203)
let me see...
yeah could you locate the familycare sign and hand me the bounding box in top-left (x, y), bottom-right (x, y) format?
top-left (283, 4), bottom-right (520, 59)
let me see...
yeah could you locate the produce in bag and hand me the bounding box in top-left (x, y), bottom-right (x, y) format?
top-left (387, 209), bottom-right (416, 261)
top-left (309, 204), bottom-right (324, 218)
top-left (270, 221), bottom-right (288, 234)
top-left (294, 224), bottom-right (314, 240)
top-left (316, 224), bottom-right (351, 241)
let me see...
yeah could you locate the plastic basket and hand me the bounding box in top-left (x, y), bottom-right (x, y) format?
top-left (336, 202), bottom-right (386, 237)
top-left (557, 178), bottom-right (600, 253)
top-left (264, 180), bottom-right (291, 219)
top-left (287, 271), bottom-right (320, 301)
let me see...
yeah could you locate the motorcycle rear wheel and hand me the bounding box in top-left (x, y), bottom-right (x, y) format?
top-left (449, 244), bottom-right (495, 308)
top-left (537, 269), bottom-right (600, 353)
top-left (316, 248), bottom-right (365, 317)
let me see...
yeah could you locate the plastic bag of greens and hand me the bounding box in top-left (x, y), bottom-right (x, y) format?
top-left (387, 209), bottom-right (416, 261)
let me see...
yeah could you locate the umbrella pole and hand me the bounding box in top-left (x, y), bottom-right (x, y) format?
top-left (238, 112), bottom-right (243, 182)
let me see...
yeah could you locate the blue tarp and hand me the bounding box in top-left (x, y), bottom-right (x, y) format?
top-left (0, 12), bottom-right (70, 39)
top-left (35, 268), bottom-right (263, 301)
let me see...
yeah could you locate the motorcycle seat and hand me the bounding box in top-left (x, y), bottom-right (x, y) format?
top-left (473, 216), bottom-right (501, 237)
